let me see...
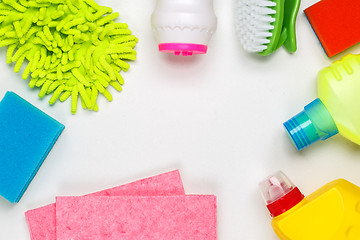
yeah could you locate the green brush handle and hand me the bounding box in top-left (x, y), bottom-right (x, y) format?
top-left (281, 0), bottom-right (301, 53)
top-left (259, 0), bottom-right (300, 56)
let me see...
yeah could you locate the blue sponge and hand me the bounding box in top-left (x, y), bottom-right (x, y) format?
top-left (0, 92), bottom-right (64, 203)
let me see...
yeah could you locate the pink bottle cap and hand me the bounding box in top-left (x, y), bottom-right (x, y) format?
top-left (159, 43), bottom-right (208, 56)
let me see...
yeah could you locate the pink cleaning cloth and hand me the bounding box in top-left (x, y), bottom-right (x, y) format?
top-left (25, 170), bottom-right (184, 240)
top-left (56, 195), bottom-right (217, 240)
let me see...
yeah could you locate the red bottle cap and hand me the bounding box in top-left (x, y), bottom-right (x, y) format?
top-left (259, 171), bottom-right (305, 217)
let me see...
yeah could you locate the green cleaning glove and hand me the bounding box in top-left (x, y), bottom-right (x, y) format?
top-left (0, 0), bottom-right (137, 114)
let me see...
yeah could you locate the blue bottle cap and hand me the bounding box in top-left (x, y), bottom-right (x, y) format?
top-left (283, 98), bottom-right (339, 151)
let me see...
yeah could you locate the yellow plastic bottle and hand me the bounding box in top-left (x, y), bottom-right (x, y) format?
top-left (260, 171), bottom-right (360, 240)
top-left (284, 54), bottom-right (360, 150)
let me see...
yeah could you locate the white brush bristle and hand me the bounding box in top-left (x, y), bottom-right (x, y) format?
top-left (235, 0), bottom-right (276, 53)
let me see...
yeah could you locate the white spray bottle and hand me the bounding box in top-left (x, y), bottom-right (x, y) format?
top-left (151, 0), bottom-right (217, 56)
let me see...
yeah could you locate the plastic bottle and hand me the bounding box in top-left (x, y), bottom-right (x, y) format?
top-left (151, 0), bottom-right (217, 56)
top-left (284, 54), bottom-right (360, 150)
top-left (259, 171), bottom-right (360, 240)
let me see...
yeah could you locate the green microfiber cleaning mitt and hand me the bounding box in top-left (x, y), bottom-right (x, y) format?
top-left (0, 0), bottom-right (137, 114)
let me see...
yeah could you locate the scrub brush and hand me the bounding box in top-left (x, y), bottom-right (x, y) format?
top-left (0, 0), bottom-right (137, 114)
top-left (235, 0), bottom-right (301, 56)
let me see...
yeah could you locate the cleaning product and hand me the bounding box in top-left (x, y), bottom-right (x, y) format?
top-left (0, 0), bottom-right (137, 114)
top-left (235, 0), bottom-right (301, 56)
top-left (0, 91), bottom-right (64, 203)
top-left (260, 171), bottom-right (360, 240)
top-left (284, 54), bottom-right (360, 150)
top-left (151, 0), bottom-right (217, 56)
top-left (304, 0), bottom-right (360, 57)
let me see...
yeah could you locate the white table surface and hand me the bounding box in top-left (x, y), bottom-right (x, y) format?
top-left (2, 0), bottom-right (360, 239)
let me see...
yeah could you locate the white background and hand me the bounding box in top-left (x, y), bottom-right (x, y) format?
top-left (1, 0), bottom-right (360, 239)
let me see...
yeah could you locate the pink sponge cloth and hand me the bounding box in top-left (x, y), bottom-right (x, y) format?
top-left (25, 170), bottom-right (184, 240)
top-left (56, 195), bottom-right (217, 240)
